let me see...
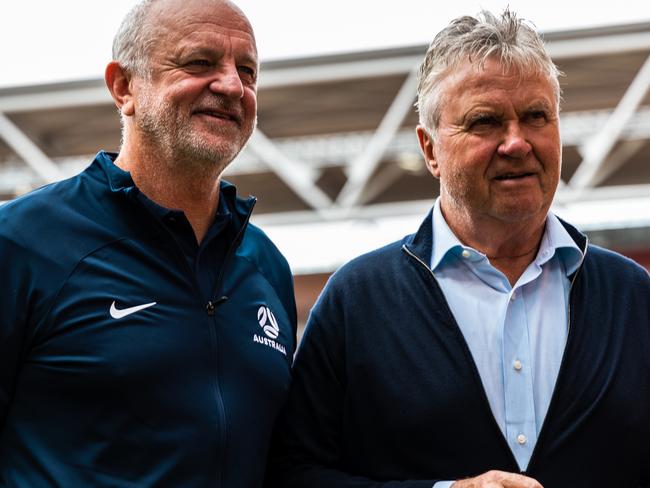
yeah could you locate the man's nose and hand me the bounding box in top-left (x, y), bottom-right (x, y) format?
top-left (208, 63), bottom-right (245, 99)
top-left (498, 122), bottom-right (532, 159)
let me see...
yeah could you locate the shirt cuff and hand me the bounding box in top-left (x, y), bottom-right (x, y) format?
top-left (433, 482), bottom-right (455, 488)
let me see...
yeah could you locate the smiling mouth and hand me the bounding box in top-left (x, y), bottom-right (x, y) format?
top-left (494, 172), bottom-right (535, 181)
top-left (195, 110), bottom-right (239, 125)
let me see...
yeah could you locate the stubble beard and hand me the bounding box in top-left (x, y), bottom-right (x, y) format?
top-left (136, 89), bottom-right (251, 177)
top-left (441, 169), bottom-right (544, 226)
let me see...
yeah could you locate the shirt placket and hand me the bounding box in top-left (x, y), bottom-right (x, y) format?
top-left (502, 287), bottom-right (537, 471)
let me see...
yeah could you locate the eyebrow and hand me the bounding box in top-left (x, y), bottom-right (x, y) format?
top-left (176, 46), bottom-right (258, 65)
top-left (527, 100), bottom-right (554, 112)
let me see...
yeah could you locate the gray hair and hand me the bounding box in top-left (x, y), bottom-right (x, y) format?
top-left (416, 9), bottom-right (562, 133)
top-left (112, 0), bottom-right (160, 77)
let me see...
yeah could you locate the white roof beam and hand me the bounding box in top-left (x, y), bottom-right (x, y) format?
top-left (548, 31), bottom-right (650, 59)
top-left (3, 105), bottom-right (650, 193)
top-left (259, 32), bottom-right (650, 88)
top-left (0, 112), bottom-right (64, 183)
top-left (246, 129), bottom-right (332, 210)
top-left (581, 139), bottom-right (647, 188)
top-left (252, 183), bottom-right (650, 227)
top-left (555, 182), bottom-right (650, 203)
top-left (0, 86), bottom-right (111, 113)
top-left (1, 31), bottom-right (649, 113)
top-left (336, 69), bottom-right (419, 207)
top-left (259, 56), bottom-right (422, 88)
top-left (569, 54), bottom-right (650, 189)
top-left (559, 106), bottom-right (650, 146)
top-left (353, 163), bottom-right (405, 204)
top-left (5, 107), bottom-right (650, 193)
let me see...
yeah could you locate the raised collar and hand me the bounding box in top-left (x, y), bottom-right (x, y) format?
top-left (90, 150), bottom-right (254, 222)
top-left (403, 199), bottom-right (587, 277)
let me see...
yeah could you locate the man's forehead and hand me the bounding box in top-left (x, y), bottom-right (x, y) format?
top-left (440, 57), bottom-right (557, 97)
top-left (151, 0), bottom-right (255, 40)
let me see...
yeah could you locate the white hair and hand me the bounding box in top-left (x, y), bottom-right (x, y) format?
top-left (416, 9), bottom-right (562, 134)
top-left (111, 0), bottom-right (160, 77)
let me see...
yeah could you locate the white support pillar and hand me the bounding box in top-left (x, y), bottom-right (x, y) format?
top-left (0, 112), bottom-right (64, 183)
top-left (569, 54), bottom-right (650, 189)
top-left (336, 68), bottom-right (419, 207)
top-left (247, 129), bottom-right (332, 210)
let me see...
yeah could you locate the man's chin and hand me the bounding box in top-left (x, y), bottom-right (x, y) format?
top-left (171, 141), bottom-right (240, 171)
top-left (490, 203), bottom-right (548, 224)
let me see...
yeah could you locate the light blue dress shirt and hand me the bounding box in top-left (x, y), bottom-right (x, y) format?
top-left (430, 200), bottom-right (583, 488)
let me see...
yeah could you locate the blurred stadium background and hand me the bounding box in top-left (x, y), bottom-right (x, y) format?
top-left (1, 21), bottom-right (649, 332)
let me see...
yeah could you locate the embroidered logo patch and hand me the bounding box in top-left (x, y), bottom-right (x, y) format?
top-left (258, 305), bottom-right (279, 338)
top-left (253, 305), bottom-right (286, 355)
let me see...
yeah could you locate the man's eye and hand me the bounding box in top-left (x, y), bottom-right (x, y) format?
top-left (469, 116), bottom-right (498, 129)
top-left (188, 59), bottom-right (211, 67)
top-left (525, 111), bottom-right (548, 126)
top-left (238, 65), bottom-right (256, 79)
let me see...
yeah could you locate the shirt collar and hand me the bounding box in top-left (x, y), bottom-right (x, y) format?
top-left (96, 151), bottom-right (135, 192)
top-left (95, 150), bottom-right (234, 224)
top-left (430, 198), bottom-right (467, 270)
top-left (541, 212), bottom-right (584, 275)
top-left (430, 198), bottom-right (584, 276)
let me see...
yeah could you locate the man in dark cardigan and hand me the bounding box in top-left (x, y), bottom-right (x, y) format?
top-left (266, 9), bottom-right (650, 488)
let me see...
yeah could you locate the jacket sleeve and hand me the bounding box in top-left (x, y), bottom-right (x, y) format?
top-left (0, 223), bottom-right (31, 429)
top-left (265, 305), bottom-right (437, 488)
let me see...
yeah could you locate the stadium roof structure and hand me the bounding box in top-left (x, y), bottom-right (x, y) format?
top-left (1, 21), bottom-right (650, 276)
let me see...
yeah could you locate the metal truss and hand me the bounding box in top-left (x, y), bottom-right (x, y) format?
top-left (2, 23), bottom-right (650, 229)
top-left (2, 106), bottom-right (650, 195)
top-left (569, 53), bottom-right (650, 189)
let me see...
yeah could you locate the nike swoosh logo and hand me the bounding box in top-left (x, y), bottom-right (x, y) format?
top-left (110, 301), bottom-right (157, 319)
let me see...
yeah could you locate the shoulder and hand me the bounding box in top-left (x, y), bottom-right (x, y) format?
top-left (311, 238), bottom-right (409, 317)
top-left (580, 244), bottom-right (650, 301)
top-left (326, 238), bottom-right (408, 288)
top-left (240, 222), bottom-right (292, 278)
top-left (0, 176), bottom-right (92, 318)
top-left (0, 167), bottom-right (126, 288)
top-left (585, 244), bottom-right (649, 282)
top-left (239, 222), bottom-right (296, 320)
top-left (0, 176), bottom-right (80, 246)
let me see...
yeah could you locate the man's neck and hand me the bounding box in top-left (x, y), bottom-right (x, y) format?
top-left (114, 144), bottom-right (223, 244)
top-left (441, 203), bottom-right (547, 286)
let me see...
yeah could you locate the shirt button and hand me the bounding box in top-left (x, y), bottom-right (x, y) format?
top-left (517, 434), bottom-right (527, 445)
top-left (513, 360), bottom-right (522, 371)
top-left (510, 291), bottom-right (517, 301)
top-left (461, 249), bottom-right (471, 259)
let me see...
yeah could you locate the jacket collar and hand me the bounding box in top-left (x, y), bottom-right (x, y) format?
top-left (90, 150), bottom-right (256, 224)
top-left (403, 205), bottom-right (588, 272)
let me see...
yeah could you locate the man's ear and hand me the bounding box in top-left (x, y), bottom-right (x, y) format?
top-left (416, 125), bottom-right (440, 178)
top-left (105, 61), bottom-right (135, 117)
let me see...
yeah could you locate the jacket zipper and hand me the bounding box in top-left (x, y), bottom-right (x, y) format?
top-left (205, 196), bottom-right (257, 313)
top-left (204, 195), bottom-right (256, 488)
top-left (400, 243), bottom-right (521, 471)
top-left (135, 192), bottom-right (257, 487)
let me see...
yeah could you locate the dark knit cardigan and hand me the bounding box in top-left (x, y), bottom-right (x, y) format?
top-left (267, 210), bottom-right (650, 488)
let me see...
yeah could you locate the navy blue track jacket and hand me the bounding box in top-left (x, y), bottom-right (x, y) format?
top-left (0, 152), bottom-right (296, 487)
